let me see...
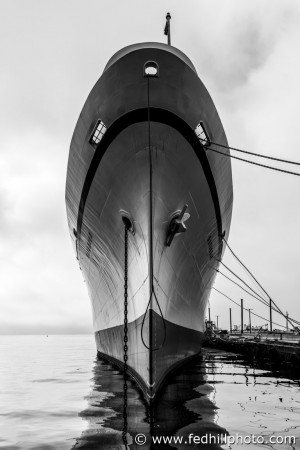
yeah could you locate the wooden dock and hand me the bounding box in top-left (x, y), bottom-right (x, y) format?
top-left (204, 333), bottom-right (300, 368)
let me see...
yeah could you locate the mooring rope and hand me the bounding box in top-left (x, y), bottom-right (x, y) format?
top-left (205, 139), bottom-right (300, 167)
top-left (213, 287), bottom-right (286, 329)
top-left (206, 146), bottom-right (300, 176)
top-left (141, 289), bottom-right (167, 351)
top-left (222, 238), bottom-right (299, 331)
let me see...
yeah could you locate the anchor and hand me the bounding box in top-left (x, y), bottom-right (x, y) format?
top-left (166, 204), bottom-right (190, 247)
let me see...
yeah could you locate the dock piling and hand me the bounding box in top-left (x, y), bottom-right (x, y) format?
top-left (241, 299), bottom-right (244, 335)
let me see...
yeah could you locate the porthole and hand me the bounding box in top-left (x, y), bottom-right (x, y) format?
top-left (195, 121), bottom-right (210, 146)
top-left (89, 119), bottom-right (107, 147)
top-left (144, 61), bottom-right (159, 77)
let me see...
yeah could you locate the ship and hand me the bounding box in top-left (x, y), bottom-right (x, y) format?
top-left (65, 29), bottom-right (233, 400)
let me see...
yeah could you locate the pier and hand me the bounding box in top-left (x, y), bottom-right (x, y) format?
top-left (204, 332), bottom-right (300, 368)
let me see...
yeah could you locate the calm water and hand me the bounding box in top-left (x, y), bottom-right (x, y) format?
top-left (0, 335), bottom-right (299, 449)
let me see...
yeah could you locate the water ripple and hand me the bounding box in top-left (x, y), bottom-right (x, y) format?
top-left (0, 336), bottom-right (299, 449)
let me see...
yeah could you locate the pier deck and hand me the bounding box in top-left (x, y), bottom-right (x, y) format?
top-left (204, 333), bottom-right (300, 368)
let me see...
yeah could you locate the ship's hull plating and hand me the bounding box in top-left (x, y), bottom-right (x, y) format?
top-left (95, 310), bottom-right (204, 397)
top-left (66, 43), bottom-right (233, 400)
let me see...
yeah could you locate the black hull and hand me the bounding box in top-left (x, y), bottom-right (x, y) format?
top-left (95, 310), bottom-right (204, 400)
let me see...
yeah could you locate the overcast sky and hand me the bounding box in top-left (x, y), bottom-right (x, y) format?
top-left (1, 0), bottom-right (300, 334)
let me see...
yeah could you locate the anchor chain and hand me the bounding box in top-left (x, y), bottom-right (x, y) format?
top-left (122, 225), bottom-right (129, 447)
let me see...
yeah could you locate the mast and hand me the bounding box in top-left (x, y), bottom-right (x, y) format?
top-left (164, 12), bottom-right (171, 45)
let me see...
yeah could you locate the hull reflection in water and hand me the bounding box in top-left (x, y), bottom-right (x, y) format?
top-left (72, 349), bottom-right (300, 449)
top-left (72, 353), bottom-right (227, 449)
